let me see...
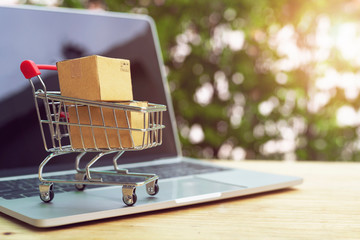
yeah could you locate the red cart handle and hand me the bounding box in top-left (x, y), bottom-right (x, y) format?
top-left (20, 60), bottom-right (57, 79)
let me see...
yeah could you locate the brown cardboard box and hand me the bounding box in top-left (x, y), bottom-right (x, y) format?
top-left (68, 101), bottom-right (148, 149)
top-left (57, 55), bottom-right (133, 101)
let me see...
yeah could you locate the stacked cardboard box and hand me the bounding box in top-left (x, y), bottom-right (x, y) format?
top-left (57, 55), bottom-right (148, 149)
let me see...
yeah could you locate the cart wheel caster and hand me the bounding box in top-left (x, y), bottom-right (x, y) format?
top-left (123, 193), bottom-right (137, 206)
top-left (146, 180), bottom-right (159, 196)
top-left (39, 184), bottom-right (54, 203)
top-left (122, 186), bottom-right (137, 206)
top-left (75, 173), bottom-right (87, 191)
top-left (75, 183), bottom-right (86, 191)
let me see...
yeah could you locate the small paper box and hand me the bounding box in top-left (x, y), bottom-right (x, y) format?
top-left (67, 101), bottom-right (148, 149)
top-left (57, 55), bottom-right (133, 101)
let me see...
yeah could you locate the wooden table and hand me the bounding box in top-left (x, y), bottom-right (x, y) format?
top-left (1, 160), bottom-right (360, 240)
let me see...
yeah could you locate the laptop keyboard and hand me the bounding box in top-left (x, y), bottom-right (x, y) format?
top-left (0, 161), bottom-right (227, 200)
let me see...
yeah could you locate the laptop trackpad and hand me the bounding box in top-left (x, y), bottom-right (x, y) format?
top-left (158, 176), bottom-right (245, 204)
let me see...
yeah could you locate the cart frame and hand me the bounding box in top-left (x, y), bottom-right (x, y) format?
top-left (20, 60), bottom-right (166, 206)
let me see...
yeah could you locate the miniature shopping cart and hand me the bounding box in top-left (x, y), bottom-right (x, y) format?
top-left (20, 60), bottom-right (166, 206)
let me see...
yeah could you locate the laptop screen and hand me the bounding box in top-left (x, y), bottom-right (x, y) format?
top-left (0, 6), bottom-right (179, 177)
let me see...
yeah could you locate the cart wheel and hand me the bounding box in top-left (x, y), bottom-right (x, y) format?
top-left (75, 183), bottom-right (86, 191)
top-left (146, 180), bottom-right (159, 196)
top-left (123, 193), bottom-right (137, 206)
top-left (75, 174), bottom-right (87, 191)
top-left (39, 184), bottom-right (54, 203)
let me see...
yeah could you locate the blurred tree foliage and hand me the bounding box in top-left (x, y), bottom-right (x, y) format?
top-left (58, 0), bottom-right (360, 161)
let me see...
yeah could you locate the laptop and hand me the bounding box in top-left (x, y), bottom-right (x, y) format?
top-left (0, 5), bottom-right (302, 228)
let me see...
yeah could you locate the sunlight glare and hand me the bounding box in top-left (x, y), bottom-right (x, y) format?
top-left (336, 106), bottom-right (360, 127)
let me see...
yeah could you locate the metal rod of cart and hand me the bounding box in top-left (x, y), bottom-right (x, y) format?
top-left (20, 60), bottom-right (166, 206)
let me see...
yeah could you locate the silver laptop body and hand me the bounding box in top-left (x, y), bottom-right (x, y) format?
top-left (0, 5), bottom-right (302, 228)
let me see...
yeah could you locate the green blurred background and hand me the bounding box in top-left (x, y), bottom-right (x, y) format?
top-left (16, 0), bottom-right (360, 161)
